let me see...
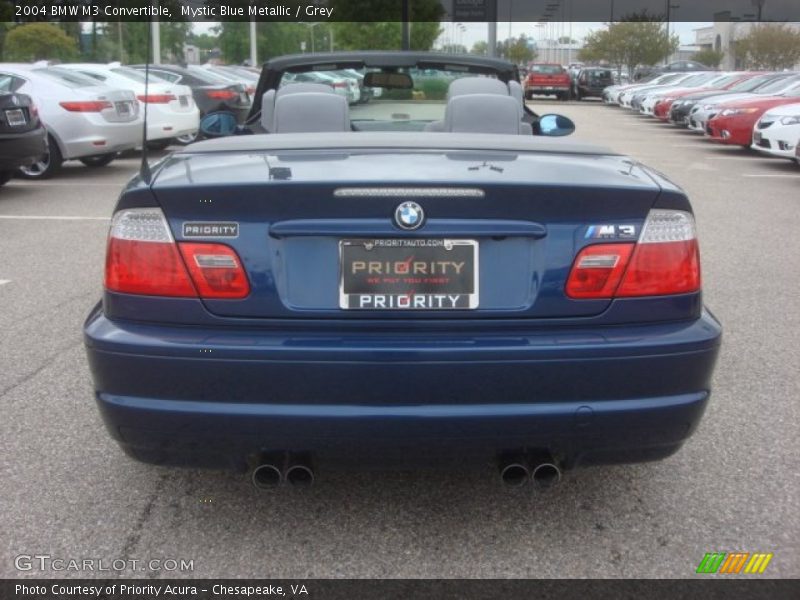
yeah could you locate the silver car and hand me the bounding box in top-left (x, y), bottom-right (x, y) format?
top-left (0, 64), bottom-right (142, 178)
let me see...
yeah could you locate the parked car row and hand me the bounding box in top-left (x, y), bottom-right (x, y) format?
top-left (603, 70), bottom-right (800, 167)
top-left (0, 61), bottom-right (267, 183)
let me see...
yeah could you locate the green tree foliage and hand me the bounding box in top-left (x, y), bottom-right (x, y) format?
top-left (736, 24), bottom-right (800, 70)
top-left (470, 40), bottom-right (488, 56)
top-left (217, 22), bottom-right (310, 64)
top-left (578, 22), bottom-right (678, 78)
top-left (691, 48), bottom-right (725, 68)
top-left (328, 0), bottom-right (443, 51)
top-left (4, 23), bottom-right (78, 61)
top-left (499, 34), bottom-right (536, 65)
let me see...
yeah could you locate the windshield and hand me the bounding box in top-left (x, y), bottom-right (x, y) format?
top-left (529, 65), bottom-right (564, 74)
top-left (31, 67), bottom-right (99, 88)
top-left (757, 76), bottom-right (800, 94)
top-left (680, 73), bottom-right (719, 86)
top-left (279, 68), bottom-right (503, 130)
top-left (110, 67), bottom-right (168, 84)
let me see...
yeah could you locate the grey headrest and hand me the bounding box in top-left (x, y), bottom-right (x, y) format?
top-left (262, 83), bottom-right (335, 132)
top-left (260, 89), bottom-right (276, 131)
top-left (444, 94), bottom-right (524, 135)
top-left (447, 77), bottom-right (509, 99)
top-left (272, 92), bottom-right (350, 133)
top-left (508, 80), bottom-right (524, 108)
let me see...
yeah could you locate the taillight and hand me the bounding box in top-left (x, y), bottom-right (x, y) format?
top-left (566, 243), bottom-right (634, 299)
top-left (137, 94), bottom-right (176, 104)
top-left (332, 81), bottom-right (347, 89)
top-left (59, 100), bottom-right (113, 112)
top-left (104, 208), bottom-right (249, 299)
top-left (566, 210), bottom-right (701, 299)
top-left (616, 210), bottom-right (700, 296)
top-left (205, 89), bottom-right (237, 100)
top-left (178, 243), bottom-right (250, 299)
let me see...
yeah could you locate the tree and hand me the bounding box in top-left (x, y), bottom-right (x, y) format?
top-left (692, 48), bottom-right (725, 68)
top-left (736, 24), bottom-right (800, 70)
top-left (4, 23), bottom-right (78, 61)
top-left (470, 40), bottom-right (488, 56)
top-left (578, 22), bottom-right (678, 79)
top-left (501, 34), bottom-right (536, 65)
top-left (329, 0), bottom-right (443, 51)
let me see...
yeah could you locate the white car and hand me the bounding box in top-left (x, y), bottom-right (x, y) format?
top-left (688, 75), bottom-right (800, 134)
top-left (751, 102), bottom-right (800, 159)
top-left (60, 63), bottom-right (199, 149)
top-left (0, 63), bottom-right (142, 178)
top-left (614, 73), bottom-right (692, 107)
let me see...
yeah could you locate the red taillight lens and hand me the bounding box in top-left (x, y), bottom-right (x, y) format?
top-left (566, 243), bottom-right (634, 299)
top-left (105, 237), bottom-right (197, 297)
top-left (332, 81), bottom-right (347, 89)
top-left (205, 89), bottom-right (237, 100)
top-left (566, 210), bottom-right (701, 299)
top-left (59, 100), bottom-right (113, 112)
top-left (178, 243), bottom-right (250, 299)
top-left (137, 94), bottom-right (177, 104)
top-left (104, 208), bottom-right (249, 299)
top-left (617, 239), bottom-right (700, 296)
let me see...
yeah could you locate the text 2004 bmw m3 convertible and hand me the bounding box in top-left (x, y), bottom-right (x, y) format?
top-left (84, 53), bottom-right (721, 488)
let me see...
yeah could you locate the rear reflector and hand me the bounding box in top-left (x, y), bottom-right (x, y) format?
top-left (566, 210), bottom-right (701, 299)
top-left (104, 208), bottom-right (249, 299)
top-left (566, 243), bottom-right (634, 299)
top-left (178, 243), bottom-right (250, 299)
top-left (206, 89), bottom-right (238, 100)
top-left (59, 101), bottom-right (113, 112)
top-left (137, 94), bottom-right (177, 104)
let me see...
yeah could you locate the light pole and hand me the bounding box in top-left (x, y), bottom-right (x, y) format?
top-left (665, 2), bottom-right (680, 65)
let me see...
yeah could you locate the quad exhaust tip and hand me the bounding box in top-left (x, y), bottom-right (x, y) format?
top-left (251, 452), bottom-right (315, 489)
top-left (499, 451), bottom-right (562, 489)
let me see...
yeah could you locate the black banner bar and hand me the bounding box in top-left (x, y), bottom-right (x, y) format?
top-left (4, 0), bottom-right (800, 22)
top-left (2, 579), bottom-right (800, 600)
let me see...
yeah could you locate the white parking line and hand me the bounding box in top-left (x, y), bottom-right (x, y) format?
top-left (0, 280), bottom-right (10, 286)
top-left (741, 173), bottom-right (800, 179)
top-left (0, 215), bottom-right (109, 221)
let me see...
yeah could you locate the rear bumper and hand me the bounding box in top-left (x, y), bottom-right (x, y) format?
top-left (0, 126), bottom-right (47, 169)
top-left (84, 308), bottom-right (722, 470)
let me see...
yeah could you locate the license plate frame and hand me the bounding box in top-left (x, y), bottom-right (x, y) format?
top-left (179, 95), bottom-right (189, 107)
top-left (5, 108), bottom-right (26, 127)
top-left (115, 101), bottom-right (131, 116)
top-left (339, 238), bottom-right (479, 310)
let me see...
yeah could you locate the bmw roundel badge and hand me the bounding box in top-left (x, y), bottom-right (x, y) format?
top-left (395, 201), bottom-right (425, 230)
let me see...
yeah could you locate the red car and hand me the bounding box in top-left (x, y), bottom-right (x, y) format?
top-left (707, 80), bottom-right (800, 147)
top-left (652, 73), bottom-right (763, 121)
top-left (525, 63), bottom-right (571, 101)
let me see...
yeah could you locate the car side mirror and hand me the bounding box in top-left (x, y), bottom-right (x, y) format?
top-left (538, 114), bottom-right (576, 137)
top-left (199, 111), bottom-right (239, 138)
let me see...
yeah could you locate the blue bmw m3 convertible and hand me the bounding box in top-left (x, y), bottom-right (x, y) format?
top-left (84, 52), bottom-right (721, 488)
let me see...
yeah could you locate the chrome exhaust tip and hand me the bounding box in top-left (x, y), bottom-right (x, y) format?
top-left (499, 459), bottom-right (530, 487)
top-left (285, 464), bottom-right (315, 487)
top-left (531, 462), bottom-right (562, 490)
top-left (251, 463), bottom-right (282, 489)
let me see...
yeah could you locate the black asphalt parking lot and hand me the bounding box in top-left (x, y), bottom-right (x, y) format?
top-left (1, 103), bottom-right (798, 578)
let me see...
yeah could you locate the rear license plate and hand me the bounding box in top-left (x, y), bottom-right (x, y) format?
top-left (179, 95), bottom-right (189, 107)
top-left (5, 108), bottom-right (26, 127)
top-left (115, 101), bottom-right (131, 116)
top-left (339, 239), bottom-right (478, 310)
